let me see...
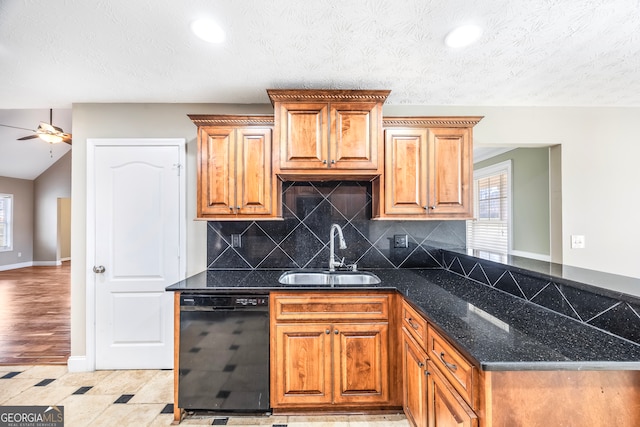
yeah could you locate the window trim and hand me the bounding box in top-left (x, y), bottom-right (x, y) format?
top-left (468, 160), bottom-right (512, 253)
top-left (0, 193), bottom-right (14, 252)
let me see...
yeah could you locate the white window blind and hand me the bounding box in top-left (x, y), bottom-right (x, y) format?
top-left (0, 194), bottom-right (13, 251)
top-left (467, 161), bottom-right (511, 254)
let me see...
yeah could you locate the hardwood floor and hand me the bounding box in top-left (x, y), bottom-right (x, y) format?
top-left (0, 262), bottom-right (70, 365)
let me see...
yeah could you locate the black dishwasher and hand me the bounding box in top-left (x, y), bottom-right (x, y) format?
top-left (178, 294), bottom-right (269, 412)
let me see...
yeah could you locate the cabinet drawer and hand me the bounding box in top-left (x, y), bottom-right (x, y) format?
top-left (401, 300), bottom-right (427, 349)
top-left (427, 325), bottom-right (476, 408)
top-left (273, 293), bottom-right (389, 321)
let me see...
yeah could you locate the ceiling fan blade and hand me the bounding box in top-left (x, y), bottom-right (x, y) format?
top-left (0, 123), bottom-right (37, 132)
top-left (17, 134), bottom-right (39, 140)
top-left (62, 134), bottom-right (72, 145)
top-left (38, 122), bottom-right (56, 133)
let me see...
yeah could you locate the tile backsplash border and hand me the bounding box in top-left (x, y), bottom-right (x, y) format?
top-left (441, 249), bottom-right (640, 346)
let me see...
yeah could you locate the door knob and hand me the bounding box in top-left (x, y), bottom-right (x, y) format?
top-left (93, 265), bottom-right (106, 274)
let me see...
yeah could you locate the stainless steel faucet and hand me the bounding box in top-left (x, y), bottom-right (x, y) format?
top-left (329, 223), bottom-right (347, 271)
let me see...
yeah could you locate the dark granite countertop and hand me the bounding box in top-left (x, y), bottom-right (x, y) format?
top-left (166, 268), bottom-right (640, 371)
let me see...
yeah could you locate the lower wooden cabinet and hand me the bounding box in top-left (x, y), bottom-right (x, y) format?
top-left (273, 323), bottom-right (333, 406)
top-left (427, 360), bottom-right (478, 427)
top-left (271, 292), bottom-right (394, 409)
top-left (402, 300), bottom-right (478, 427)
top-left (403, 329), bottom-right (428, 427)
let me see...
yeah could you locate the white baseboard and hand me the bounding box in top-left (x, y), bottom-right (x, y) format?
top-left (60, 257), bottom-right (71, 262)
top-left (32, 260), bottom-right (62, 266)
top-left (0, 261), bottom-right (33, 271)
top-left (67, 356), bottom-right (93, 372)
top-left (510, 250), bottom-right (551, 262)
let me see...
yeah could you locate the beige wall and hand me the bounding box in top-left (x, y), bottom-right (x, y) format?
top-left (0, 176), bottom-right (34, 267)
top-left (33, 151), bottom-right (71, 263)
top-left (70, 102), bottom-right (640, 361)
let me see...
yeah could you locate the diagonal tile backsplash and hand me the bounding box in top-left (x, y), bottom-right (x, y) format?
top-left (207, 181), bottom-right (465, 271)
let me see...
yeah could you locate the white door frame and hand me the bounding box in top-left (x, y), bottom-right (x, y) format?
top-left (83, 138), bottom-right (186, 371)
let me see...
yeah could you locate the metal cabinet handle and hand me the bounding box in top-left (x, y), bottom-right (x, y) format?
top-left (331, 160), bottom-right (335, 164)
top-left (418, 361), bottom-right (424, 367)
top-left (407, 317), bottom-right (420, 330)
top-left (323, 159), bottom-right (327, 164)
top-left (439, 352), bottom-right (458, 372)
top-left (325, 329), bottom-right (330, 334)
top-left (93, 265), bottom-right (106, 274)
top-left (334, 329), bottom-right (339, 334)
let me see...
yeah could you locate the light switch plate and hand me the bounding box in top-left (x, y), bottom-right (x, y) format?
top-left (231, 234), bottom-right (242, 248)
top-left (571, 235), bottom-right (585, 249)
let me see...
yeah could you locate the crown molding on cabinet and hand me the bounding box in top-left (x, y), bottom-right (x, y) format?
top-left (267, 89), bottom-right (391, 105)
top-left (383, 116), bottom-right (484, 128)
top-left (188, 114), bottom-right (274, 127)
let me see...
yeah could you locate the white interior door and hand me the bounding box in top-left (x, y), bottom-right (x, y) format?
top-left (92, 140), bottom-right (183, 369)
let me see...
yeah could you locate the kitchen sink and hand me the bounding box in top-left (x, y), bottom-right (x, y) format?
top-left (278, 270), bottom-right (381, 286)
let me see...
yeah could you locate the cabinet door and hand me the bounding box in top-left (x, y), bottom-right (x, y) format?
top-left (427, 128), bottom-right (472, 217)
top-left (236, 128), bottom-right (273, 215)
top-left (272, 323), bottom-right (333, 407)
top-left (197, 126), bottom-right (235, 216)
top-left (333, 323), bottom-right (390, 405)
top-left (277, 102), bottom-right (329, 169)
top-left (330, 102), bottom-right (380, 170)
top-left (403, 330), bottom-right (428, 427)
top-left (384, 128), bottom-right (429, 215)
top-left (427, 362), bottom-right (478, 427)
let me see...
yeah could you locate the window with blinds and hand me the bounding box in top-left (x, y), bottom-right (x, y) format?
top-left (0, 194), bottom-right (13, 251)
top-left (466, 161), bottom-right (511, 254)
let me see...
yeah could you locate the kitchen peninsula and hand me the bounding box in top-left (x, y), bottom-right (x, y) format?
top-left (167, 252), bottom-right (640, 426)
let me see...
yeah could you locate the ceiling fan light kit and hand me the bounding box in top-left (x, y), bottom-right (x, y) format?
top-left (37, 132), bottom-right (64, 144)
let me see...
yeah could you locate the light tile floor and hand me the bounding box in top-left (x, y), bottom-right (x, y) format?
top-left (0, 365), bottom-right (409, 427)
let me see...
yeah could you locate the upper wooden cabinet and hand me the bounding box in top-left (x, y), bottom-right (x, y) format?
top-left (372, 117), bottom-right (483, 220)
top-left (268, 89), bottom-right (390, 179)
top-left (189, 115), bottom-right (281, 220)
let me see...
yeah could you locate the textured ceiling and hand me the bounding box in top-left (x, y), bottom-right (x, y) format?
top-left (1, 0), bottom-right (639, 179)
top-left (1, 0), bottom-right (639, 108)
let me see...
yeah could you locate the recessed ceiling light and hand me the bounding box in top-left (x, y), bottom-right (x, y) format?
top-left (191, 18), bottom-right (226, 44)
top-left (445, 24), bottom-right (483, 48)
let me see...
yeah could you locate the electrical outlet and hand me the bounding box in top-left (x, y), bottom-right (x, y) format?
top-left (571, 235), bottom-right (585, 249)
top-left (231, 234), bottom-right (242, 248)
top-left (393, 234), bottom-right (409, 248)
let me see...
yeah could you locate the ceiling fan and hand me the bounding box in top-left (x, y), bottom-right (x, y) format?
top-left (0, 109), bottom-right (72, 145)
